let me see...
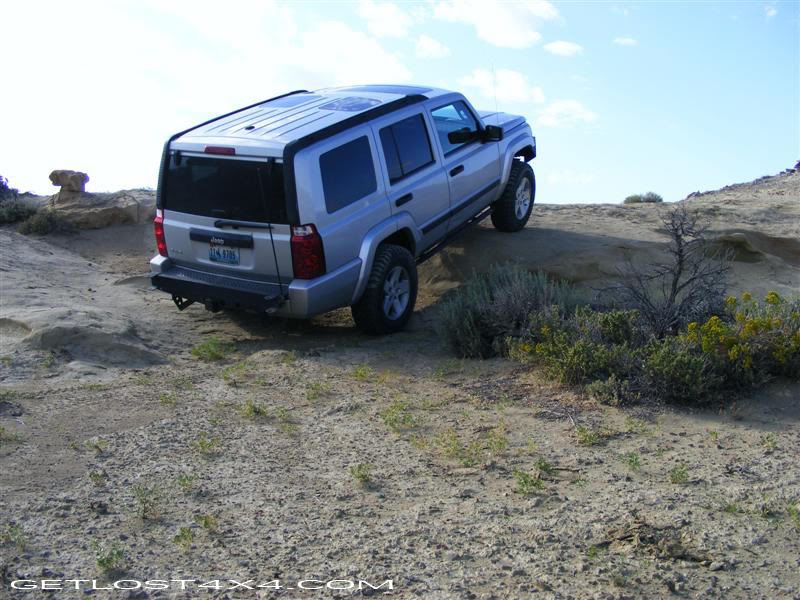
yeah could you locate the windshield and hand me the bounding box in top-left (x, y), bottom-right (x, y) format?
top-left (163, 154), bottom-right (288, 224)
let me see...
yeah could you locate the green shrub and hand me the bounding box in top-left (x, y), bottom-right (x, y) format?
top-left (585, 374), bottom-right (639, 406)
top-left (0, 199), bottom-right (37, 224)
top-left (437, 266), bottom-right (582, 358)
top-left (623, 191), bottom-right (663, 204)
top-left (643, 338), bottom-right (721, 403)
top-left (17, 209), bottom-right (75, 235)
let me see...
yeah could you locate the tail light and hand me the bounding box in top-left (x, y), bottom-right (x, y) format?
top-left (154, 209), bottom-right (168, 256)
top-left (291, 224), bottom-right (325, 279)
top-left (204, 146), bottom-right (236, 155)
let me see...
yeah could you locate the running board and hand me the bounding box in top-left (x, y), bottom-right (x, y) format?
top-left (416, 205), bottom-right (493, 265)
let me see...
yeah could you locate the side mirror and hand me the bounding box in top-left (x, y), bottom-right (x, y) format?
top-left (483, 125), bottom-right (503, 142)
top-left (447, 127), bottom-right (478, 144)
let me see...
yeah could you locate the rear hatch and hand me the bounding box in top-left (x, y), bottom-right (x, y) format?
top-left (160, 152), bottom-right (292, 287)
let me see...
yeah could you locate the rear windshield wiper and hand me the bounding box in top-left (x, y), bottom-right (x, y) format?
top-left (214, 218), bottom-right (273, 230)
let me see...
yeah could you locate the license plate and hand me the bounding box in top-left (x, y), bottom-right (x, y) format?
top-left (209, 243), bottom-right (240, 265)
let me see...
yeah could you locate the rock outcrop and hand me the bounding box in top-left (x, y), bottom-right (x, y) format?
top-left (49, 170), bottom-right (89, 192)
top-left (47, 170), bottom-right (156, 229)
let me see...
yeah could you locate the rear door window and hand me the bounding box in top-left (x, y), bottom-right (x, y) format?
top-left (379, 114), bottom-right (435, 184)
top-left (431, 101), bottom-right (479, 156)
top-left (319, 136), bottom-right (377, 213)
top-left (164, 155), bottom-right (287, 223)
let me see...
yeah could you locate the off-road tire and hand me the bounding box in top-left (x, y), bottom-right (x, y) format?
top-left (491, 161), bottom-right (535, 232)
top-left (352, 244), bottom-right (418, 335)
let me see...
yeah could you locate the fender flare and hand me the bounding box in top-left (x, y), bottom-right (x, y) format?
top-left (500, 133), bottom-right (537, 190)
top-left (350, 213), bottom-right (422, 304)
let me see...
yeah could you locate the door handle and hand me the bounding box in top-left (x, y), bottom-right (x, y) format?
top-left (395, 193), bottom-right (414, 207)
top-left (449, 165), bottom-right (465, 177)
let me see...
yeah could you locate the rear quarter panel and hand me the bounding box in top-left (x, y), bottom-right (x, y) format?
top-left (294, 124), bottom-right (391, 274)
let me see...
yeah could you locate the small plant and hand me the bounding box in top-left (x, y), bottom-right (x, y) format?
top-left (173, 527), bottom-right (194, 551)
top-left (534, 458), bottom-right (555, 475)
top-left (40, 351), bottom-right (56, 369)
top-left (575, 425), bottom-right (604, 446)
top-left (486, 425), bottom-right (509, 455)
top-left (85, 439), bottom-right (108, 455)
top-left (787, 501), bottom-right (800, 529)
top-left (0, 425), bottom-right (22, 445)
top-left (159, 392), bottom-right (177, 407)
top-left (195, 514), bottom-right (219, 533)
top-left (722, 502), bottom-right (741, 514)
top-left (132, 484), bottom-right (160, 520)
top-left (176, 473), bottom-right (196, 491)
top-left (352, 364), bottom-right (372, 381)
top-left (93, 541), bottom-right (125, 573)
top-left (381, 401), bottom-right (418, 432)
top-left (435, 429), bottom-right (482, 467)
top-left (192, 433), bottom-right (221, 456)
top-left (279, 350), bottom-right (298, 365)
top-left (350, 463), bottom-right (373, 487)
top-left (708, 430), bottom-right (719, 445)
top-left (191, 337), bottom-right (234, 361)
top-left (238, 398), bottom-right (269, 420)
top-left (586, 545), bottom-right (603, 560)
top-left (624, 452), bottom-right (641, 472)
top-left (1, 525), bottom-right (26, 550)
top-left (760, 433), bottom-right (778, 454)
top-left (306, 382), bottom-right (331, 401)
top-left (669, 463), bottom-right (689, 485)
top-left (513, 469), bottom-right (544, 496)
top-left (89, 470), bottom-right (107, 486)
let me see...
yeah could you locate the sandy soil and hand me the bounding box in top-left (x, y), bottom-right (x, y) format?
top-left (1, 171), bottom-right (799, 599)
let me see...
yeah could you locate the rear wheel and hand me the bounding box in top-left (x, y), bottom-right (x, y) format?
top-left (352, 244), bottom-right (418, 334)
top-left (491, 161), bottom-right (535, 232)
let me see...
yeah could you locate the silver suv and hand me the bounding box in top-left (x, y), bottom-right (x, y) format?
top-left (150, 84), bottom-right (536, 333)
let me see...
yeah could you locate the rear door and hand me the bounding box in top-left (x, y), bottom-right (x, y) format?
top-left (160, 152), bottom-right (292, 285)
top-left (429, 100), bottom-right (500, 231)
top-left (374, 111), bottom-right (449, 252)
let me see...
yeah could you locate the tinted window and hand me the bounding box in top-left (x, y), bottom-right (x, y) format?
top-left (319, 136), bottom-right (377, 213)
top-left (431, 101), bottom-right (479, 155)
top-left (164, 155), bottom-right (287, 223)
top-left (379, 114), bottom-right (434, 184)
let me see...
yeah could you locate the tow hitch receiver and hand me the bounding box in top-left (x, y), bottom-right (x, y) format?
top-left (172, 295), bottom-right (195, 311)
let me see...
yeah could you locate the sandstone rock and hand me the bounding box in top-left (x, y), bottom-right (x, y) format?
top-left (49, 170), bottom-right (89, 192)
top-left (50, 189), bottom-right (156, 229)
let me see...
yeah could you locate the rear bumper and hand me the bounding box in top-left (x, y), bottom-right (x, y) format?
top-left (149, 256), bottom-right (361, 318)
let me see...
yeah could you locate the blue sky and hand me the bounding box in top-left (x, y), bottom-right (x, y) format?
top-left (1, 0), bottom-right (797, 204)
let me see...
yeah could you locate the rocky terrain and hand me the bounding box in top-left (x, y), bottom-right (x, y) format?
top-left (1, 170), bottom-right (799, 598)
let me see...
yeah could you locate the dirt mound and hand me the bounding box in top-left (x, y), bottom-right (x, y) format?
top-left (22, 319), bottom-right (163, 368)
top-left (713, 230), bottom-right (800, 267)
top-left (424, 170), bottom-right (800, 299)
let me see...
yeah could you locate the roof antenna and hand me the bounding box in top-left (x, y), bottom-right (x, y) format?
top-left (492, 64), bottom-right (500, 116)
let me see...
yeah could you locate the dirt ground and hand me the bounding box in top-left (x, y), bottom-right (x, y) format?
top-left (1, 171), bottom-right (799, 599)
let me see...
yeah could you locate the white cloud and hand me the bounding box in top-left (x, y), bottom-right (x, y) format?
top-left (543, 40), bottom-right (584, 57)
top-left (433, 0), bottom-right (559, 49)
top-left (416, 34), bottom-right (451, 58)
top-left (357, 0), bottom-right (413, 37)
top-left (536, 100), bottom-right (597, 128)
top-left (613, 36), bottom-right (638, 46)
top-left (765, 5), bottom-right (777, 17)
top-left (460, 68), bottom-right (546, 104)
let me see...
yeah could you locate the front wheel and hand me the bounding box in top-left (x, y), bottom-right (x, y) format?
top-left (491, 161), bottom-right (535, 232)
top-left (351, 244), bottom-right (418, 335)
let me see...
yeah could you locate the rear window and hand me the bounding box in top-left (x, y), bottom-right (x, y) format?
top-left (379, 114), bottom-right (434, 184)
top-left (319, 136), bottom-right (377, 213)
top-left (163, 155), bottom-right (287, 223)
